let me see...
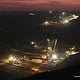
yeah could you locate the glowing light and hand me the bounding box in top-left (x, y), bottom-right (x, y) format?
top-left (29, 13), bottom-right (35, 16)
top-left (62, 12), bottom-right (66, 15)
top-left (13, 58), bottom-right (16, 61)
top-left (69, 46), bottom-right (78, 50)
top-left (42, 55), bottom-right (47, 59)
top-left (61, 19), bottom-right (69, 24)
top-left (49, 10), bottom-right (52, 13)
top-left (9, 56), bottom-right (14, 61)
top-left (48, 47), bottom-right (52, 50)
top-left (31, 41), bottom-right (35, 44)
top-left (72, 14), bottom-right (79, 19)
top-left (71, 51), bottom-right (78, 55)
top-left (31, 67), bottom-right (39, 72)
top-left (68, 14), bottom-right (79, 21)
top-left (8, 55), bottom-right (17, 64)
top-left (43, 21), bottom-right (49, 26)
top-left (51, 54), bottom-right (58, 60)
top-left (43, 49), bottom-right (47, 52)
top-left (47, 38), bottom-right (50, 42)
top-left (64, 20), bottom-right (69, 23)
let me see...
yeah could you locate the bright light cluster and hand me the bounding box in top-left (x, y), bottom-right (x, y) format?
top-left (8, 55), bottom-right (17, 62)
top-left (51, 54), bottom-right (58, 60)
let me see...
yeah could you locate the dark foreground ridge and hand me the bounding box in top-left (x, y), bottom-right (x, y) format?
top-left (0, 69), bottom-right (17, 80)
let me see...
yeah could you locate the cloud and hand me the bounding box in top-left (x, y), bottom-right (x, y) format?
top-left (0, 0), bottom-right (80, 1)
top-left (0, 0), bottom-right (80, 11)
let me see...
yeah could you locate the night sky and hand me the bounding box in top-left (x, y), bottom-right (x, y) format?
top-left (0, 0), bottom-right (80, 11)
top-left (0, 0), bottom-right (80, 45)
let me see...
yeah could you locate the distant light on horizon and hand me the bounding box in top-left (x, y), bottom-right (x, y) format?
top-left (31, 41), bottom-right (35, 45)
top-left (43, 21), bottom-right (50, 26)
top-left (62, 12), bottom-right (66, 15)
top-left (61, 19), bottom-right (69, 24)
top-left (49, 10), bottom-right (52, 14)
top-left (64, 20), bottom-right (69, 23)
top-left (29, 13), bottom-right (35, 16)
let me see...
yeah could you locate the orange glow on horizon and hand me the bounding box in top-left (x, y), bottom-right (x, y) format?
top-left (0, 1), bottom-right (80, 10)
